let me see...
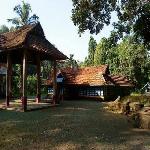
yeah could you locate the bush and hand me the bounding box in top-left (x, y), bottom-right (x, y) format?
top-left (12, 75), bottom-right (37, 97)
top-left (121, 95), bottom-right (150, 106)
top-left (27, 75), bottom-right (37, 96)
top-left (12, 76), bottom-right (20, 97)
top-left (12, 73), bottom-right (48, 98)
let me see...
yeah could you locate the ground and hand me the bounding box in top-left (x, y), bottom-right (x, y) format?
top-left (0, 100), bottom-right (150, 150)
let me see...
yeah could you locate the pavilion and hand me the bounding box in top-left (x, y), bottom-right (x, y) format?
top-left (0, 23), bottom-right (67, 111)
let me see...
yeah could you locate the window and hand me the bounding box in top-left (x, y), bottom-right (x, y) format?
top-left (48, 88), bottom-right (53, 94)
top-left (79, 87), bottom-right (103, 97)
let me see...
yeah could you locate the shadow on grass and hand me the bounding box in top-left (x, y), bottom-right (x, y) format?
top-left (0, 100), bottom-right (150, 150)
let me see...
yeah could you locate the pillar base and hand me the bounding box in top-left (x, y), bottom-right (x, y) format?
top-left (52, 95), bottom-right (56, 105)
top-left (6, 96), bottom-right (10, 107)
top-left (21, 96), bottom-right (27, 112)
top-left (60, 94), bottom-right (64, 102)
top-left (35, 94), bottom-right (41, 103)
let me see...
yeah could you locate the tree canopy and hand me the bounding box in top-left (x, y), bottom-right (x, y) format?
top-left (7, 0), bottom-right (39, 28)
top-left (87, 36), bottom-right (97, 65)
top-left (71, 0), bottom-right (150, 42)
top-left (0, 25), bottom-right (9, 33)
top-left (72, 0), bottom-right (117, 34)
top-left (82, 34), bottom-right (149, 88)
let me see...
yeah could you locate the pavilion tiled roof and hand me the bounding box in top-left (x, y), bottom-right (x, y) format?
top-left (0, 23), bottom-right (67, 61)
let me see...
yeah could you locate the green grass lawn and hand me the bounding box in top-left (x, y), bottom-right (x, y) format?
top-left (0, 100), bottom-right (150, 150)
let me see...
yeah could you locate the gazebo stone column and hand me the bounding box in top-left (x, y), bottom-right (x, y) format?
top-left (52, 60), bottom-right (57, 104)
top-left (36, 54), bottom-right (41, 103)
top-left (6, 53), bottom-right (12, 107)
top-left (21, 50), bottom-right (28, 112)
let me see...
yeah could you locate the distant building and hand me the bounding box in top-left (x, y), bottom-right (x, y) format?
top-left (44, 65), bottom-right (134, 101)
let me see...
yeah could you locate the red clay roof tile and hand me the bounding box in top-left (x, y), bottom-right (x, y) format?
top-left (44, 65), bottom-right (133, 87)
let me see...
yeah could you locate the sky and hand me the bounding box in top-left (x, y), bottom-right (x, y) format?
top-left (0, 0), bottom-right (117, 61)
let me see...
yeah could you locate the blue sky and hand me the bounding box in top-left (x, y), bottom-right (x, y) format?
top-left (0, 0), bottom-right (117, 61)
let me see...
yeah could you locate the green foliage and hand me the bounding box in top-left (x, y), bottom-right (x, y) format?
top-left (130, 92), bottom-right (142, 97)
top-left (83, 56), bottom-right (90, 67)
top-left (7, 0), bottom-right (39, 28)
top-left (71, 0), bottom-right (117, 34)
top-left (81, 36), bottom-right (97, 67)
top-left (94, 31), bottom-right (119, 67)
top-left (94, 38), bottom-right (108, 65)
top-left (58, 54), bottom-right (78, 69)
top-left (12, 76), bottom-right (20, 97)
top-left (0, 25), bottom-right (9, 33)
top-left (0, 25), bottom-right (15, 34)
top-left (87, 36), bottom-right (97, 65)
top-left (121, 95), bottom-right (150, 106)
top-left (115, 1), bottom-right (150, 43)
top-left (71, 0), bottom-right (150, 43)
top-left (12, 64), bottom-right (37, 97)
top-left (115, 37), bottom-right (149, 87)
top-left (133, 3), bottom-right (150, 43)
top-left (27, 75), bottom-right (37, 96)
top-left (41, 60), bottom-right (52, 79)
top-left (86, 34), bottom-right (149, 88)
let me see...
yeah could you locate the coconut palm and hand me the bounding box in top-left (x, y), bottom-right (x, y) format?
top-left (7, 1), bottom-right (39, 28)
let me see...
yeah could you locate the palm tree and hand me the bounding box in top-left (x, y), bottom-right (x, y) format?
top-left (7, 1), bottom-right (39, 28)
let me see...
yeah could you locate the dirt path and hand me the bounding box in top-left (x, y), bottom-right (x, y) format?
top-left (0, 100), bottom-right (150, 150)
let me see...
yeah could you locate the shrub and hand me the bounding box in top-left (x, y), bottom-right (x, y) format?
top-left (121, 95), bottom-right (150, 106)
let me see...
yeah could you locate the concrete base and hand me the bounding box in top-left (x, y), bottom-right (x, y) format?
top-left (35, 94), bottom-right (41, 103)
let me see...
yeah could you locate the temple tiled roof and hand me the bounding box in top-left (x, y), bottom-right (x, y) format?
top-left (61, 65), bottom-right (109, 86)
top-left (107, 75), bottom-right (134, 86)
top-left (44, 65), bottom-right (133, 87)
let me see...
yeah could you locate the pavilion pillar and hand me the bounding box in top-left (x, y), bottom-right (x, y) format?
top-left (36, 54), bottom-right (41, 103)
top-left (6, 53), bottom-right (12, 107)
top-left (52, 60), bottom-right (57, 104)
top-left (21, 50), bottom-right (28, 112)
top-left (20, 64), bottom-right (23, 98)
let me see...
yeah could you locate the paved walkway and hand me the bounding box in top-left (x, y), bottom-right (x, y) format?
top-left (0, 100), bottom-right (150, 150)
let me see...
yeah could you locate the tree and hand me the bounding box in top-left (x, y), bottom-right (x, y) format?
top-left (82, 56), bottom-right (90, 67)
top-left (94, 38), bottom-right (108, 65)
top-left (0, 25), bottom-right (9, 33)
top-left (41, 60), bottom-right (52, 79)
top-left (87, 36), bottom-right (97, 65)
top-left (94, 31), bottom-right (118, 66)
top-left (71, 0), bottom-right (117, 34)
top-left (71, 0), bottom-right (150, 42)
top-left (7, 0), bottom-right (39, 28)
top-left (58, 54), bottom-right (78, 69)
top-left (116, 36), bottom-right (149, 87)
top-left (113, 1), bottom-right (150, 43)
top-left (133, 3), bottom-right (150, 43)
top-left (0, 25), bottom-right (16, 34)
top-left (93, 34), bottom-right (149, 87)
